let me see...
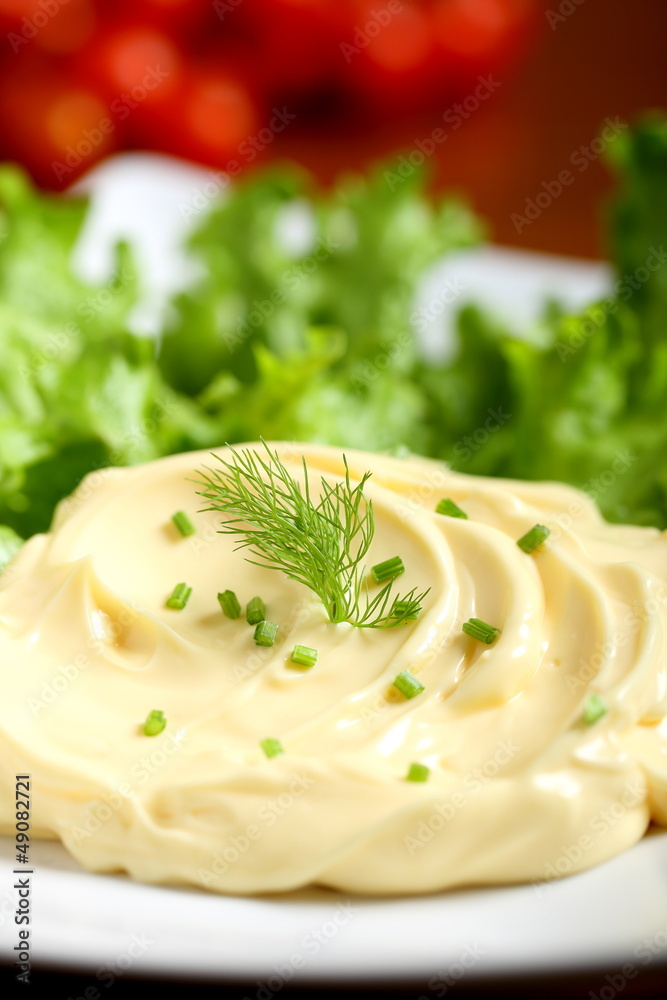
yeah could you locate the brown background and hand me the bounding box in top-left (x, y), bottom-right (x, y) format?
top-left (464, 0), bottom-right (667, 257)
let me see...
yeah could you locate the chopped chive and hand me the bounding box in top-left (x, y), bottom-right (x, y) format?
top-left (165, 582), bottom-right (192, 610)
top-left (390, 598), bottom-right (420, 622)
top-left (406, 762), bottom-right (430, 783)
top-left (290, 644), bottom-right (318, 668)
top-left (246, 596), bottom-right (266, 625)
top-left (462, 617), bottom-right (501, 644)
top-left (435, 498), bottom-right (467, 519)
top-left (392, 669), bottom-right (424, 700)
top-left (584, 694), bottom-right (607, 725)
top-left (260, 737), bottom-right (283, 759)
top-left (143, 710), bottom-right (166, 737)
top-left (171, 510), bottom-right (195, 537)
top-left (254, 620), bottom-right (278, 647)
top-left (371, 555), bottom-right (405, 584)
top-left (218, 589), bottom-right (241, 619)
top-left (517, 524), bottom-right (550, 554)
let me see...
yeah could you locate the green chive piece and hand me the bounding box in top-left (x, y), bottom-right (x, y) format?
top-left (517, 524), bottom-right (550, 554)
top-left (171, 510), bottom-right (195, 537)
top-left (584, 694), bottom-right (607, 725)
top-left (390, 598), bottom-right (420, 622)
top-left (462, 617), bottom-right (500, 644)
top-left (406, 762), bottom-right (430, 783)
top-left (246, 596), bottom-right (266, 625)
top-left (435, 498), bottom-right (467, 519)
top-left (371, 555), bottom-right (405, 584)
top-left (290, 644), bottom-right (318, 668)
top-left (260, 737), bottom-right (284, 759)
top-left (143, 710), bottom-right (166, 737)
top-left (392, 670), bottom-right (424, 700)
top-left (218, 589), bottom-right (241, 619)
top-left (166, 582), bottom-right (192, 610)
top-left (254, 620), bottom-right (278, 647)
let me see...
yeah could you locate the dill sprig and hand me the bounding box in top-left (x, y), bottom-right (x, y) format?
top-left (193, 442), bottom-right (429, 628)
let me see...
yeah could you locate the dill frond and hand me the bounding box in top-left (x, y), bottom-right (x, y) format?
top-left (193, 441), bottom-right (429, 628)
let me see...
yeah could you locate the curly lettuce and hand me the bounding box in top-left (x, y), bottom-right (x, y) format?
top-left (1, 113), bottom-right (666, 542)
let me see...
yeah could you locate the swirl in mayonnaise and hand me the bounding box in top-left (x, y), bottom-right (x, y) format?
top-left (0, 443), bottom-right (665, 895)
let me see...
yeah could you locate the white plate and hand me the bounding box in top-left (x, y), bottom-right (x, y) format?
top-left (1, 153), bottom-right (665, 985)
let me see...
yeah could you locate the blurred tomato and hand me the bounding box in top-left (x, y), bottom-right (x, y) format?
top-left (342, 1), bottom-right (443, 115)
top-left (434, 0), bottom-right (535, 75)
top-left (0, 0), bottom-right (95, 54)
top-left (228, 0), bottom-right (346, 93)
top-left (116, 0), bottom-right (215, 33)
top-left (0, 0), bottom-right (539, 187)
top-left (74, 23), bottom-right (183, 106)
top-left (0, 59), bottom-right (117, 185)
top-left (130, 68), bottom-right (260, 166)
top-left (0, 0), bottom-right (43, 31)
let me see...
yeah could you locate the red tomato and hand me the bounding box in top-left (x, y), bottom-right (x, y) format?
top-left (434, 0), bottom-right (534, 75)
top-left (227, 0), bottom-right (346, 93)
top-left (129, 68), bottom-right (260, 168)
top-left (0, 61), bottom-right (118, 187)
top-left (0, 0), bottom-right (95, 54)
top-left (74, 23), bottom-right (184, 108)
top-left (0, 0), bottom-right (538, 185)
top-left (0, 0), bottom-right (40, 24)
top-left (115, 0), bottom-right (215, 33)
top-left (342, 2), bottom-right (443, 115)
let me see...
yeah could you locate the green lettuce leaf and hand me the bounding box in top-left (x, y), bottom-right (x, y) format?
top-left (2, 114), bottom-right (667, 542)
top-left (0, 166), bottom-right (212, 537)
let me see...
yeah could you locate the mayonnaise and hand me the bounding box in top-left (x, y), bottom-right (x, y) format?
top-left (0, 443), bottom-right (665, 895)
